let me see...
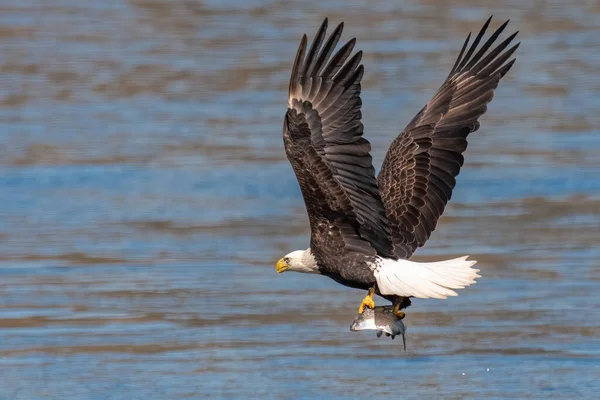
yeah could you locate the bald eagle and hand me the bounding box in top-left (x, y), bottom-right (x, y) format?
top-left (275, 17), bottom-right (519, 318)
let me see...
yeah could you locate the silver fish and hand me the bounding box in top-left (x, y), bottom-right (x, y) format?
top-left (350, 306), bottom-right (407, 350)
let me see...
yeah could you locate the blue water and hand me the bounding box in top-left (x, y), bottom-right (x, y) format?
top-left (1, 0), bottom-right (600, 398)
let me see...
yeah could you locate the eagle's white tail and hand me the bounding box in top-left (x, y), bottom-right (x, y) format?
top-left (374, 256), bottom-right (480, 299)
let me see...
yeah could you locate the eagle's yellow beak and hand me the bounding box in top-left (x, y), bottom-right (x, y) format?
top-left (276, 258), bottom-right (289, 274)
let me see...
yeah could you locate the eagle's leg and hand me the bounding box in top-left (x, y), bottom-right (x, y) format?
top-left (357, 287), bottom-right (376, 314)
top-left (392, 304), bottom-right (405, 319)
top-left (392, 296), bottom-right (411, 319)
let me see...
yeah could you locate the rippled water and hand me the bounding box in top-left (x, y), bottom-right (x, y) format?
top-left (1, 0), bottom-right (600, 398)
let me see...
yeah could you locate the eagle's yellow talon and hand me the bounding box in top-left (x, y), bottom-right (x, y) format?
top-left (357, 287), bottom-right (376, 314)
top-left (393, 304), bottom-right (405, 319)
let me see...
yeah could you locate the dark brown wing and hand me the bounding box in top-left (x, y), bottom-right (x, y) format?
top-left (284, 18), bottom-right (395, 259)
top-left (378, 17), bottom-right (520, 259)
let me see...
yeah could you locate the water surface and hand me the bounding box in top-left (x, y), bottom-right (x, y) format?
top-left (1, 0), bottom-right (600, 398)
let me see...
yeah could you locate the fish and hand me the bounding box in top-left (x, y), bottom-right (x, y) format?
top-left (350, 306), bottom-right (407, 350)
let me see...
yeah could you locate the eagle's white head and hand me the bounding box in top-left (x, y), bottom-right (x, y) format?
top-left (276, 248), bottom-right (319, 274)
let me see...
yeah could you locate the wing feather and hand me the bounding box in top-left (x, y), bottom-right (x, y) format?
top-left (378, 17), bottom-right (519, 258)
top-left (302, 19), bottom-right (328, 78)
top-left (284, 18), bottom-right (395, 259)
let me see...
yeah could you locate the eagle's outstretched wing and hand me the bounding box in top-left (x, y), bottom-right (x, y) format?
top-left (378, 17), bottom-right (519, 259)
top-left (284, 18), bottom-right (395, 259)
